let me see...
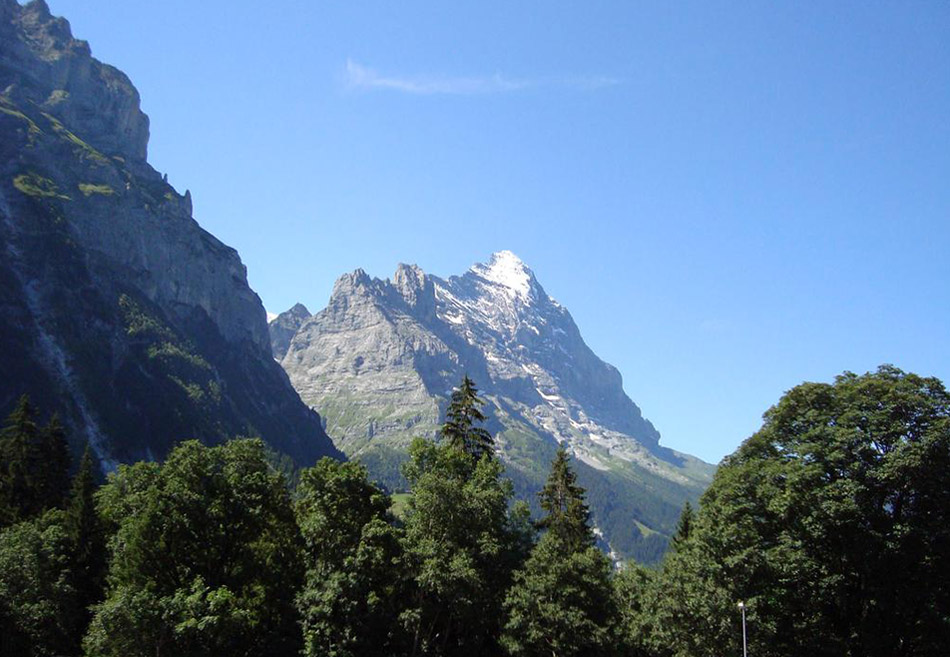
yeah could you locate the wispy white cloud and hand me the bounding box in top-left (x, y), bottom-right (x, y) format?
top-left (344, 59), bottom-right (621, 95)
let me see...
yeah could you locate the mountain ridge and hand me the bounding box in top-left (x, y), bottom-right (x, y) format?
top-left (274, 251), bottom-right (714, 562)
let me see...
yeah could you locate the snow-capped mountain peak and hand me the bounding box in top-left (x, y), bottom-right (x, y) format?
top-left (274, 253), bottom-right (715, 563)
top-left (470, 250), bottom-right (536, 298)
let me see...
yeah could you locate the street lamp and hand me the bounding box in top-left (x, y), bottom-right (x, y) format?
top-left (737, 601), bottom-right (747, 657)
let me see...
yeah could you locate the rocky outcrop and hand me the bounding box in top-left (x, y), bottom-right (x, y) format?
top-left (268, 303), bottom-right (311, 361)
top-left (0, 0), bottom-right (149, 163)
top-left (0, 0), bottom-right (341, 467)
top-left (279, 251), bottom-right (716, 562)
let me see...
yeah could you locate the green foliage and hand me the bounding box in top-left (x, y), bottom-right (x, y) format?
top-left (537, 448), bottom-right (593, 552)
top-left (78, 183), bottom-right (115, 197)
top-left (668, 501), bottom-right (692, 554)
top-left (13, 172), bottom-right (69, 199)
top-left (0, 510), bottom-right (80, 657)
top-left (502, 532), bottom-right (617, 657)
top-left (86, 439), bottom-right (304, 657)
top-left (613, 563), bottom-right (656, 657)
top-left (295, 459), bottom-right (407, 657)
top-left (390, 492), bottom-right (412, 519)
top-left (40, 112), bottom-right (109, 164)
top-left (116, 294), bottom-right (225, 441)
top-left (638, 365), bottom-right (950, 657)
top-left (401, 379), bottom-right (531, 656)
top-left (439, 376), bottom-right (494, 462)
top-left (0, 102), bottom-right (42, 134)
top-left (502, 447), bottom-right (616, 657)
top-left (355, 443), bottom-right (412, 493)
top-left (67, 446), bottom-right (107, 630)
top-left (0, 396), bottom-right (71, 527)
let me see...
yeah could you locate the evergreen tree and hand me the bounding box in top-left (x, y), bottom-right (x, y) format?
top-left (668, 501), bottom-right (692, 553)
top-left (439, 376), bottom-right (494, 462)
top-left (0, 399), bottom-right (72, 528)
top-left (402, 378), bottom-right (529, 656)
top-left (502, 451), bottom-right (616, 657)
top-left (36, 413), bottom-right (70, 512)
top-left (295, 458), bottom-right (407, 657)
top-left (537, 447), bottom-right (593, 552)
top-left (0, 395), bottom-right (41, 525)
top-left (66, 445), bottom-right (106, 634)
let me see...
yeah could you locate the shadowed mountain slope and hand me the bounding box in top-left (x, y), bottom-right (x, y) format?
top-left (0, 0), bottom-right (341, 467)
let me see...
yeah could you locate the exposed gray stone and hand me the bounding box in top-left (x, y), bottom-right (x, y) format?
top-left (280, 250), bottom-right (716, 561)
top-left (269, 302), bottom-right (311, 360)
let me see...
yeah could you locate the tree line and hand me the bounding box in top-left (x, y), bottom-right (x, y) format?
top-left (1, 366), bottom-right (948, 656)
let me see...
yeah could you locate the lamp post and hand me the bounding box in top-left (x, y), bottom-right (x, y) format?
top-left (737, 601), bottom-right (747, 657)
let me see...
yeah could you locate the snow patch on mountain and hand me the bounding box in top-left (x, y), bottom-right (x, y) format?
top-left (470, 250), bottom-right (534, 298)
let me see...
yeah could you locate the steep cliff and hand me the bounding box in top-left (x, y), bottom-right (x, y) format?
top-left (0, 0), bottom-right (341, 467)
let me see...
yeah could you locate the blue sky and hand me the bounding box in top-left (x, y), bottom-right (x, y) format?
top-left (47, 1), bottom-right (950, 463)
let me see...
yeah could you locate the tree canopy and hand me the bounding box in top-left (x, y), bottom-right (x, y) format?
top-left (401, 376), bottom-right (531, 656)
top-left (85, 438), bottom-right (304, 657)
top-left (3, 367), bottom-right (948, 656)
top-left (643, 365), bottom-right (950, 657)
top-left (295, 458), bottom-right (407, 657)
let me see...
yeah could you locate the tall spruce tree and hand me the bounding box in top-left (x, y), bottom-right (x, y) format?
top-left (0, 395), bottom-right (40, 526)
top-left (502, 449), bottom-right (616, 657)
top-left (66, 445), bottom-right (106, 634)
top-left (0, 397), bottom-right (70, 526)
top-left (537, 447), bottom-right (593, 553)
top-left (402, 376), bottom-right (530, 656)
top-left (37, 414), bottom-right (70, 511)
top-left (668, 501), bottom-right (693, 554)
top-left (438, 376), bottom-right (494, 462)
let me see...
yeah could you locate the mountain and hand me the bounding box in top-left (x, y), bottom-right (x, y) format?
top-left (0, 0), bottom-right (341, 467)
top-left (275, 251), bottom-right (715, 562)
top-left (269, 303), bottom-right (311, 361)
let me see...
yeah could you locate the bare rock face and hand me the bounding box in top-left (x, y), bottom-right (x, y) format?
top-left (280, 251), bottom-right (716, 562)
top-left (0, 0), bottom-right (341, 467)
top-left (268, 303), bottom-right (311, 361)
top-left (0, 0), bottom-right (149, 163)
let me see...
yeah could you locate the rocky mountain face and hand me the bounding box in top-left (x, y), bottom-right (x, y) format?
top-left (269, 303), bottom-right (311, 361)
top-left (0, 0), bottom-right (341, 467)
top-left (276, 251), bottom-right (715, 562)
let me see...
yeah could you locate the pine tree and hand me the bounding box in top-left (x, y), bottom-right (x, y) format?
top-left (537, 447), bottom-right (593, 552)
top-left (669, 500), bottom-right (693, 553)
top-left (37, 413), bottom-right (71, 511)
top-left (0, 398), bottom-right (71, 526)
top-left (401, 382), bottom-right (529, 656)
top-left (439, 376), bottom-right (494, 461)
top-left (501, 449), bottom-right (616, 657)
top-left (67, 444), bottom-right (106, 636)
top-left (0, 395), bottom-right (41, 525)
